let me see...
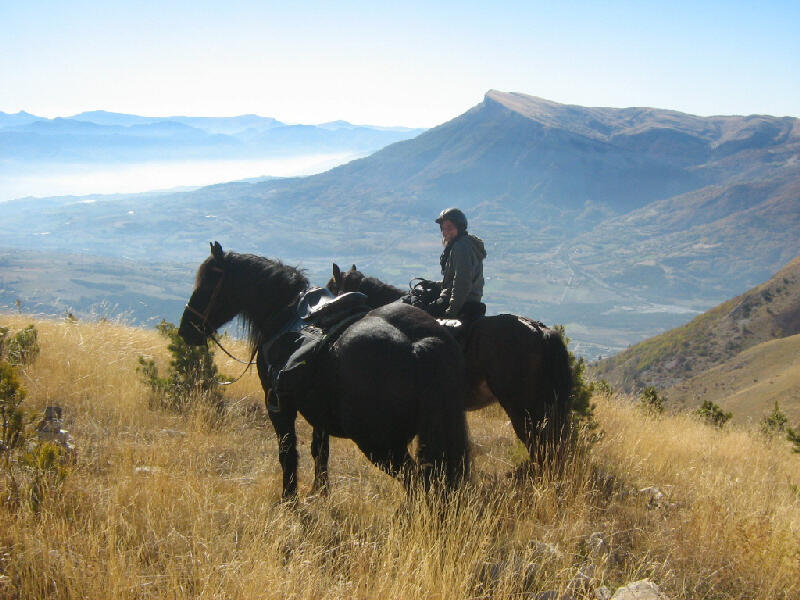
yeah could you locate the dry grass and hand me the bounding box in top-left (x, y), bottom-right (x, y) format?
top-left (1, 313), bottom-right (799, 599)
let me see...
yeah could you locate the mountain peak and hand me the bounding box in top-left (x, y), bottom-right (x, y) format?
top-left (482, 89), bottom-right (637, 139)
top-left (485, 89), bottom-right (564, 113)
top-left (482, 89), bottom-right (800, 144)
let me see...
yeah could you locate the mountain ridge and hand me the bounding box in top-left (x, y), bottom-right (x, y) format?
top-left (486, 89), bottom-right (800, 146)
top-left (1, 91), bottom-right (798, 358)
top-left (0, 111), bottom-right (425, 164)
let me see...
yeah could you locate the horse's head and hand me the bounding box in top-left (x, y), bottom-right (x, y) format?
top-left (327, 263), bottom-right (364, 296)
top-left (179, 241), bottom-right (240, 345)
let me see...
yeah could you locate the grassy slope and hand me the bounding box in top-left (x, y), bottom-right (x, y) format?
top-left (665, 333), bottom-right (800, 424)
top-left (0, 314), bottom-right (798, 599)
top-left (589, 255), bottom-right (800, 393)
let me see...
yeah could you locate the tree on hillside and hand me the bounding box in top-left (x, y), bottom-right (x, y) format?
top-left (760, 401), bottom-right (788, 437)
top-left (696, 400), bottom-right (732, 428)
top-left (786, 426), bottom-right (800, 454)
top-left (638, 386), bottom-right (665, 415)
top-left (138, 320), bottom-right (227, 412)
top-left (553, 325), bottom-right (594, 423)
top-left (4, 325), bottom-right (40, 366)
top-left (0, 360), bottom-right (26, 468)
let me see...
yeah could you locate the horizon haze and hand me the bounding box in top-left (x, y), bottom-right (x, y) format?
top-left (2, 2), bottom-right (798, 127)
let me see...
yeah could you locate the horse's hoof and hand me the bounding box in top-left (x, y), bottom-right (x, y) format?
top-left (276, 493), bottom-right (299, 507)
top-left (303, 492), bottom-right (327, 505)
top-left (310, 484), bottom-right (330, 497)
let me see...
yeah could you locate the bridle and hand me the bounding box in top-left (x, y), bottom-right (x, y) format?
top-left (184, 264), bottom-right (226, 332)
top-left (184, 264), bottom-right (260, 383)
top-left (184, 264), bottom-right (307, 385)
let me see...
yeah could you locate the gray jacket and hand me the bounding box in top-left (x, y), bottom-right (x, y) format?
top-left (440, 234), bottom-right (487, 317)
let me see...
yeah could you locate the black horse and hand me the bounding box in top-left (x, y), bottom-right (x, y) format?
top-left (179, 243), bottom-right (469, 499)
top-left (329, 263), bottom-right (573, 467)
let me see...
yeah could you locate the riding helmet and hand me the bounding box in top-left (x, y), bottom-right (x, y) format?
top-left (435, 207), bottom-right (468, 232)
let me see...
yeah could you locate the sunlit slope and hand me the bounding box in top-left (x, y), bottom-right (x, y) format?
top-left (665, 332), bottom-right (800, 423)
top-left (589, 255), bottom-right (800, 392)
top-left (1, 313), bottom-right (798, 599)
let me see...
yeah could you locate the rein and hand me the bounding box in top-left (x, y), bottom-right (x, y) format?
top-left (211, 334), bottom-right (259, 386)
top-left (185, 265), bottom-right (306, 385)
top-left (184, 264), bottom-right (258, 384)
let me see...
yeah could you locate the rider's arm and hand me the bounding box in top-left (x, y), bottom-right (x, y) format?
top-left (444, 240), bottom-right (476, 317)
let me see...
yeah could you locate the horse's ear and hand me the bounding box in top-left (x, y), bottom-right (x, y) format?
top-left (211, 241), bottom-right (224, 261)
top-left (350, 264), bottom-right (357, 272)
top-left (332, 263), bottom-right (342, 285)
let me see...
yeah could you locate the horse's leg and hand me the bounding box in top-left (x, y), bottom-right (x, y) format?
top-left (504, 403), bottom-right (539, 461)
top-left (357, 443), bottom-right (415, 490)
top-left (268, 405), bottom-right (299, 500)
top-left (310, 427), bottom-right (330, 495)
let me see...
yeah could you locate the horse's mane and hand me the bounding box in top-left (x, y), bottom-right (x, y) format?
top-left (358, 274), bottom-right (405, 308)
top-left (202, 252), bottom-right (309, 349)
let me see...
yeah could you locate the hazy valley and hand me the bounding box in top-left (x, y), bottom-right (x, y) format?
top-left (2, 91), bottom-right (798, 359)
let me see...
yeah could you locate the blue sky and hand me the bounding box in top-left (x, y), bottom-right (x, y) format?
top-left (2, 0), bottom-right (798, 126)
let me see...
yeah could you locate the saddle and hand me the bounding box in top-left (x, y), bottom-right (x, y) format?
top-left (266, 287), bottom-right (370, 414)
top-left (298, 288), bottom-right (369, 329)
top-left (436, 318), bottom-right (468, 344)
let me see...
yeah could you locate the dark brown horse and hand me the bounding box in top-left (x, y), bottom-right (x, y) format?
top-left (179, 243), bottom-right (469, 499)
top-left (329, 263), bottom-right (573, 467)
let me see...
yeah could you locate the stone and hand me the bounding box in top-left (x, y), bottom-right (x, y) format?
top-left (595, 586), bottom-right (612, 600)
top-left (529, 540), bottom-right (564, 559)
top-left (568, 563), bottom-right (596, 592)
top-left (587, 531), bottom-right (610, 557)
top-left (35, 406), bottom-right (75, 452)
top-left (611, 579), bottom-right (669, 600)
top-left (638, 487), bottom-right (666, 508)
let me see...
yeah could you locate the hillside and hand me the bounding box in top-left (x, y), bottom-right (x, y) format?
top-left (664, 333), bottom-right (800, 424)
top-left (2, 91), bottom-right (799, 357)
top-left (0, 313), bottom-right (798, 599)
top-left (589, 255), bottom-right (800, 392)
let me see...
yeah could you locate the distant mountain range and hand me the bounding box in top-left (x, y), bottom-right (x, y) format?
top-left (1, 91), bottom-right (798, 358)
top-left (0, 110), bottom-right (425, 163)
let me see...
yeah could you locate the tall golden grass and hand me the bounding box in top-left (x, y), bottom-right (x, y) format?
top-left (1, 313), bottom-right (798, 599)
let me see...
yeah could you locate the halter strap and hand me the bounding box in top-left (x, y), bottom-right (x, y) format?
top-left (185, 265), bottom-right (308, 385)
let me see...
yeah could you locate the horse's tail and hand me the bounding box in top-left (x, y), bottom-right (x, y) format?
top-left (542, 327), bottom-right (573, 449)
top-left (412, 336), bottom-right (470, 490)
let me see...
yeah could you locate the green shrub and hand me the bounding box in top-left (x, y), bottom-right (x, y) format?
top-left (553, 325), bottom-right (594, 423)
top-left (760, 401), bottom-right (788, 437)
top-left (638, 386), bottom-right (665, 415)
top-left (4, 325), bottom-right (40, 366)
top-left (18, 441), bottom-right (69, 511)
top-left (695, 400), bottom-right (732, 428)
top-left (138, 320), bottom-right (226, 412)
top-left (786, 427), bottom-right (800, 454)
top-left (594, 379), bottom-right (613, 398)
top-left (1, 360), bottom-right (27, 464)
top-left (1, 358), bottom-right (36, 509)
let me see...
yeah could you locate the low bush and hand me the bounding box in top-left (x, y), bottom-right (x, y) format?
top-left (695, 400), bottom-right (732, 428)
top-left (760, 401), bottom-right (788, 437)
top-left (638, 386), bottom-right (665, 415)
top-left (1, 360), bottom-right (27, 466)
top-left (553, 325), bottom-right (595, 424)
top-left (2, 324), bottom-right (40, 366)
top-left (138, 320), bottom-right (226, 413)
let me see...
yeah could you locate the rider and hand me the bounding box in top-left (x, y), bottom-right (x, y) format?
top-left (426, 207), bottom-right (487, 321)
